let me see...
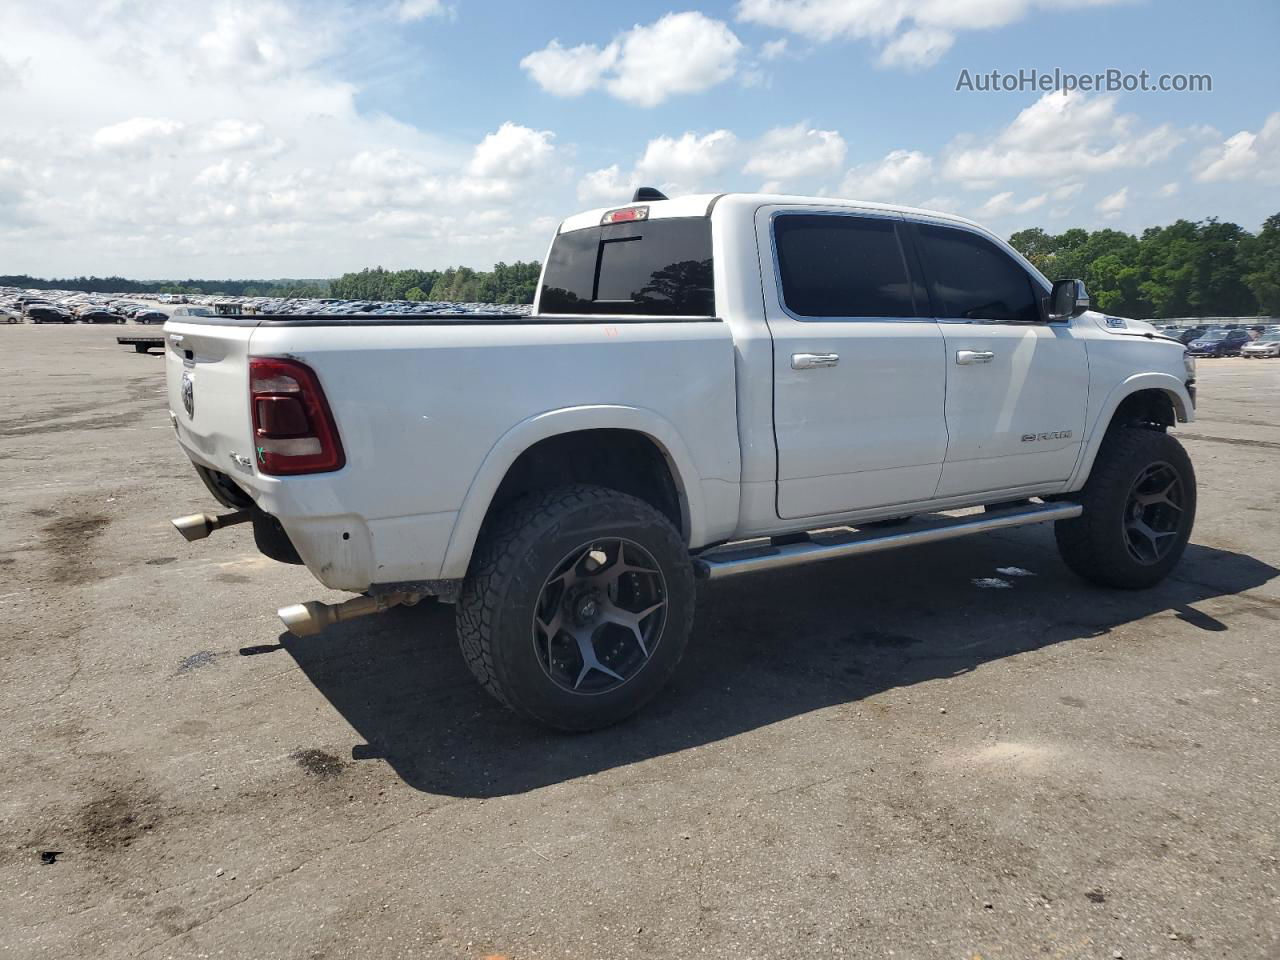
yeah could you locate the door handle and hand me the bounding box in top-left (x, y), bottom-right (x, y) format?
top-left (956, 349), bottom-right (995, 365)
top-left (792, 352), bottom-right (840, 370)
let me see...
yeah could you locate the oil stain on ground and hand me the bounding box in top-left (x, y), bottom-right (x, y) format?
top-left (290, 749), bottom-right (346, 779)
top-left (176, 650), bottom-right (219, 675)
top-left (42, 512), bottom-right (111, 585)
top-left (79, 788), bottom-right (161, 852)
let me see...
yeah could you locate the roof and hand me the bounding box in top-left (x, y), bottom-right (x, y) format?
top-left (557, 192), bottom-right (983, 234)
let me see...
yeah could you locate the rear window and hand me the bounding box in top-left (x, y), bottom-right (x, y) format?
top-left (539, 217), bottom-right (714, 316)
top-left (773, 214), bottom-right (920, 318)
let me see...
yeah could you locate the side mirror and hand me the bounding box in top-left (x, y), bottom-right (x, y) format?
top-left (1048, 278), bottom-right (1091, 320)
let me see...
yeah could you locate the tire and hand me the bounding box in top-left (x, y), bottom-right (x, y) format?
top-left (456, 484), bottom-right (695, 731)
top-left (1055, 427), bottom-right (1196, 589)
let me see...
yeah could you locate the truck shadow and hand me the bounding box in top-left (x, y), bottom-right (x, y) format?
top-left (281, 526), bottom-right (1277, 798)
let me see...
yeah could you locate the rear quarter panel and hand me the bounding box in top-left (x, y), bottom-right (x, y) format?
top-left (247, 319), bottom-right (741, 586)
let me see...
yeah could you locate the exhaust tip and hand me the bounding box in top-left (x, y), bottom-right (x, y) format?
top-left (171, 513), bottom-right (214, 542)
top-left (278, 602), bottom-right (326, 638)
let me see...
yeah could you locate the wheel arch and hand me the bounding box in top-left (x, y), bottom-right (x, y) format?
top-left (440, 406), bottom-right (708, 580)
top-left (1067, 374), bottom-right (1193, 490)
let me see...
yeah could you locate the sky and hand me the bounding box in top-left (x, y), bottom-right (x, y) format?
top-left (0, 0), bottom-right (1277, 279)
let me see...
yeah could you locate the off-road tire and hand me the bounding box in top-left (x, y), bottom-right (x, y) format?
top-left (456, 484), bottom-right (695, 731)
top-left (1055, 427), bottom-right (1196, 589)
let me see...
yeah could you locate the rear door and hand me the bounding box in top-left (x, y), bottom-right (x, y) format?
top-left (910, 221), bottom-right (1088, 498)
top-left (758, 207), bottom-right (949, 520)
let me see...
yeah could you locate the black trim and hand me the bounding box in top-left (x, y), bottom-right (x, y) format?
top-left (705, 193), bottom-right (728, 215)
top-left (899, 222), bottom-right (941, 319)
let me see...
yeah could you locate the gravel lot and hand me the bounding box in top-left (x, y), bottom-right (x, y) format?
top-left (1, 324), bottom-right (1277, 960)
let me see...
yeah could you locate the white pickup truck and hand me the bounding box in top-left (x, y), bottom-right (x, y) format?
top-left (165, 191), bottom-right (1197, 729)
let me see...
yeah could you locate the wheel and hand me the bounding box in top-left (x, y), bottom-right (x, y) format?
top-left (1055, 427), bottom-right (1196, 589)
top-left (456, 484), bottom-right (695, 731)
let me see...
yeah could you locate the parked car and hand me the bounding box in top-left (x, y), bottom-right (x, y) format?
top-left (1172, 327), bottom-right (1207, 345)
top-left (28, 305), bottom-right (75, 323)
top-left (164, 190), bottom-right (1199, 730)
top-left (17, 296), bottom-right (51, 315)
top-left (80, 308), bottom-right (125, 324)
top-left (134, 310), bottom-right (169, 325)
top-left (168, 305), bottom-right (215, 320)
top-left (1242, 332), bottom-right (1280, 358)
top-left (1186, 329), bottom-right (1250, 356)
top-left (1, 307), bottom-right (21, 323)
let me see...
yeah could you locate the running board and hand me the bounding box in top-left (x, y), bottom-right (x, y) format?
top-left (692, 502), bottom-right (1082, 581)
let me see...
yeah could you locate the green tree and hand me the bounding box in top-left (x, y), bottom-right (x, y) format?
top-left (1242, 214), bottom-right (1280, 315)
top-left (1007, 214), bottom-right (1273, 320)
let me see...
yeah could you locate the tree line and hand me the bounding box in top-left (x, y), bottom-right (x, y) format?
top-left (328, 261), bottom-right (540, 304)
top-left (0, 275), bottom-right (330, 298)
top-left (1010, 213), bottom-right (1280, 318)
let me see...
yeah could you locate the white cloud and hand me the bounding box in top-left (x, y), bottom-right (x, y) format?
top-left (393, 0), bottom-right (448, 21)
top-left (577, 164), bottom-right (636, 205)
top-left (0, 2), bottom-right (563, 277)
top-left (195, 3), bottom-right (334, 79)
top-left (876, 27), bottom-right (953, 69)
top-left (521, 12), bottom-right (743, 107)
top-left (942, 91), bottom-right (1181, 182)
top-left (636, 130), bottom-right (738, 185)
top-left (743, 123), bottom-right (846, 180)
top-left (839, 149), bottom-right (933, 200)
top-left (1194, 113), bottom-right (1280, 183)
top-left (519, 40), bottom-right (618, 98)
top-left (1158, 182), bottom-right (1180, 197)
top-left (194, 119), bottom-right (277, 153)
top-left (974, 190), bottom-right (1048, 219)
top-left (348, 149), bottom-right (433, 185)
top-left (577, 129), bottom-right (739, 204)
top-left (760, 37), bottom-right (789, 60)
top-left (194, 159), bottom-right (257, 188)
top-left (91, 117), bottom-right (185, 154)
top-left (468, 121), bottom-right (556, 178)
top-left (736, 0), bottom-right (1128, 70)
top-left (1052, 181), bottom-right (1084, 201)
top-left (0, 53), bottom-right (21, 90)
top-left (1096, 186), bottom-right (1129, 217)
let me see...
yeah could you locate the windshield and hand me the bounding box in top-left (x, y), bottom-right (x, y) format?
top-left (1200, 331), bottom-right (1228, 340)
top-left (539, 217), bottom-right (714, 317)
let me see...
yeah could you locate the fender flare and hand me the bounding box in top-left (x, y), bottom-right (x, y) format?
top-left (1067, 372), bottom-right (1193, 489)
top-left (438, 405), bottom-right (708, 580)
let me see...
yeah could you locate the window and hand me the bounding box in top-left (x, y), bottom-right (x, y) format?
top-left (773, 214), bottom-right (919, 318)
top-left (539, 217), bottom-right (714, 316)
top-left (916, 224), bottom-right (1042, 322)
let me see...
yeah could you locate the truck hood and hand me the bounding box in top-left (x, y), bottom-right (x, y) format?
top-left (1085, 311), bottom-right (1178, 344)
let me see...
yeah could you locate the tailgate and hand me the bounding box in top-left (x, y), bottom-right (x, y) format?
top-left (164, 321), bottom-right (259, 488)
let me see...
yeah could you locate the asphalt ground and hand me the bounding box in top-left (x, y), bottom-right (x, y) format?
top-left (1, 323), bottom-right (1277, 959)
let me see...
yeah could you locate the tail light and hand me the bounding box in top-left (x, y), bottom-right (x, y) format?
top-left (249, 357), bottom-right (345, 475)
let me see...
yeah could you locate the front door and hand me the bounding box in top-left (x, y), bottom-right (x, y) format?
top-left (910, 221), bottom-right (1088, 498)
top-left (760, 208), bottom-right (949, 520)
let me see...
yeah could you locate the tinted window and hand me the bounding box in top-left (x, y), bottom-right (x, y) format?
top-left (917, 224), bottom-right (1041, 322)
top-left (773, 214), bottom-right (918, 318)
top-left (539, 217), bottom-right (714, 316)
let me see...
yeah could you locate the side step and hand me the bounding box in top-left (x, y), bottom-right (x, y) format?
top-left (692, 501), bottom-right (1082, 581)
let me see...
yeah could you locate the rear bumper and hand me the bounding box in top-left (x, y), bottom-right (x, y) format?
top-left (179, 455), bottom-right (457, 592)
